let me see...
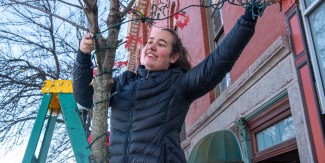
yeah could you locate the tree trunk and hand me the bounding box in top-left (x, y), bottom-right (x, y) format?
top-left (85, 0), bottom-right (121, 162)
top-left (91, 74), bottom-right (111, 162)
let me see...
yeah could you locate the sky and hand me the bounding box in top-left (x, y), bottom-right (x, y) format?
top-left (0, 143), bottom-right (27, 162)
top-left (0, 0), bottom-right (129, 161)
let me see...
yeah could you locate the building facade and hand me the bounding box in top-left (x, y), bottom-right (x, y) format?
top-left (126, 0), bottom-right (325, 162)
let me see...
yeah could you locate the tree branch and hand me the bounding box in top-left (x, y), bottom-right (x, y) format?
top-left (8, 0), bottom-right (87, 31)
top-left (120, 0), bottom-right (136, 17)
top-left (57, 0), bottom-right (82, 9)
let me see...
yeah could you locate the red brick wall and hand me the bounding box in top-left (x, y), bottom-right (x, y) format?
top-left (182, 2), bottom-right (288, 130)
top-left (222, 3), bottom-right (287, 81)
top-left (173, 1), bottom-right (212, 131)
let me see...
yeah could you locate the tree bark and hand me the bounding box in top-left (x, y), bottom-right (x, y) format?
top-left (82, 0), bottom-right (137, 161)
top-left (91, 74), bottom-right (111, 162)
top-left (83, 0), bottom-right (122, 162)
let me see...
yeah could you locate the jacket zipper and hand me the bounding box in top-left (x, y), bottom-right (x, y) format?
top-left (126, 69), bottom-right (148, 162)
top-left (146, 69), bottom-right (150, 79)
top-left (125, 82), bottom-right (138, 162)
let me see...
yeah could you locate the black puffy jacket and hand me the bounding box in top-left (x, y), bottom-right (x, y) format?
top-left (73, 13), bottom-right (257, 163)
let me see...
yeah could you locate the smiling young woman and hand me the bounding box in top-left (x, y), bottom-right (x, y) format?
top-left (73, 1), bottom-right (279, 162)
top-left (140, 30), bottom-right (179, 71)
top-left (140, 29), bottom-right (192, 73)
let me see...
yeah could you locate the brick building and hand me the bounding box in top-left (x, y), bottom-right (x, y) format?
top-left (126, 0), bottom-right (325, 162)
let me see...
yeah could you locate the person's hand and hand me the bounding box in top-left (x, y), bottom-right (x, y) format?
top-left (264, 0), bottom-right (280, 5)
top-left (80, 33), bottom-right (94, 54)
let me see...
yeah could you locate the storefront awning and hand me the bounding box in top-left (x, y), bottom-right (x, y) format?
top-left (188, 130), bottom-right (243, 163)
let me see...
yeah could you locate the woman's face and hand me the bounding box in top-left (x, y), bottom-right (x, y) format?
top-left (140, 30), bottom-right (179, 71)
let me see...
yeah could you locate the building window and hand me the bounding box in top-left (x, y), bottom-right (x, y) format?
top-left (211, 8), bottom-right (224, 42)
top-left (300, 0), bottom-right (325, 113)
top-left (206, 5), bottom-right (229, 97)
top-left (256, 116), bottom-right (295, 151)
top-left (215, 72), bottom-right (230, 97)
top-left (248, 96), bottom-right (299, 162)
top-left (207, 6), bottom-right (224, 47)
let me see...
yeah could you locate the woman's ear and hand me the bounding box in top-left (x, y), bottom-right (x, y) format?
top-left (170, 53), bottom-right (180, 64)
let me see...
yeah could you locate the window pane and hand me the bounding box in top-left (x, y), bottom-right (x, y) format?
top-left (278, 119), bottom-right (287, 140)
top-left (305, 0), bottom-right (316, 8)
top-left (274, 123), bottom-right (282, 145)
top-left (256, 132), bottom-right (265, 151)
top-left (212, 8), bottom-right (223, 39)
top-left (282, 116), bottom-right (295, 141)
top-left (219, 73), bottom-right (230, 92)
top-left (256, 116), bottom-right (296, 151)
top-left (226, 73), bottom-right (231, 87)
top-left (263, 127), bottom-right (275, 149)
top-left (309, 2), bottom-right (325, 93)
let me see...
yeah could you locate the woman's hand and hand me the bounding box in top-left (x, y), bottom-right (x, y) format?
top-left (80, 33), bottom-right (94, 54)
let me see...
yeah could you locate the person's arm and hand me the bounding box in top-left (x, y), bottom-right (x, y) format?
top-left (73, 33), bottom-right (119, 108)
top-left (73, 49), bottom-right (94, 108)
top-left (178, 7), bottom-right (258, 102)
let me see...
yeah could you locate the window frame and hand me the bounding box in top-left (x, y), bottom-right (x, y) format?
top-left (211, 8), bottom-right (224, 42)
top-left (205, 5), bottom-right (230, 98)
top-left (299, 0), bottom-right (325, 113)
top-left (248, 97), bottom-right (297, 162)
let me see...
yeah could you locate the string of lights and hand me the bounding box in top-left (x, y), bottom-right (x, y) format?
top-left (90, 0), bottom-right (271, 60)
top-left (86, 0), bottom-right (276, 146)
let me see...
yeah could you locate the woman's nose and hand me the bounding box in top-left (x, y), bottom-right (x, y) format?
top-left (148, 43), bottom-right (156, 51)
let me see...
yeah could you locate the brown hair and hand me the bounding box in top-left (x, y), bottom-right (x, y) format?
top-left (162, 28), bottom-right (191, 73)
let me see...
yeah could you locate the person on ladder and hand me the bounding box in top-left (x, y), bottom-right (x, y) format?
top-left (73, 0), bottom-right (280, 162)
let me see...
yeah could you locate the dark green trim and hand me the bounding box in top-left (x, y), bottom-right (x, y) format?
top-left (235, 90), bottom-right (289, 163)
top-left (245, 90), bottom-right (288, 121)
top-left (235, 118), bottom-right (252, 163)
top-left (188, 130), bottom-right (243, 163)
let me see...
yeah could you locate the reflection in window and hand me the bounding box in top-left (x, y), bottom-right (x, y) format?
top-left (304, 0), bottom-right (316, 8)
top-left (309, 2), bottom-right (325, 93)
top-left (256, 116), bottom-right (295, 151)
top-left (212, 8), bottom-right (223, 39)
top-left (219, 73), bottom-right (231, 93)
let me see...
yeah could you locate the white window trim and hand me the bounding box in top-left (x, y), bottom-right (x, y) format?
top-left (212, 8), bottom-right (224, 42)
top-left (299, 0), bottom-right (325, 113)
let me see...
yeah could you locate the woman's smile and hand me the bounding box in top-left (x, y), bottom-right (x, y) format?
top-left (140, 30), bottom-right (179, 71)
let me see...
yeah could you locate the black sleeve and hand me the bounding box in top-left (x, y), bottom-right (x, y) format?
top-left (73, 49), bottom-right (94, 108)
top-left (178, 9), bottom-right (257, 102)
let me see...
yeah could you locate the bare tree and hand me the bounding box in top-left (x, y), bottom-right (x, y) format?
top-left (0, 0), bottom-right (135, 162)
top-left (0, 0), bottom-right (86, 162)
